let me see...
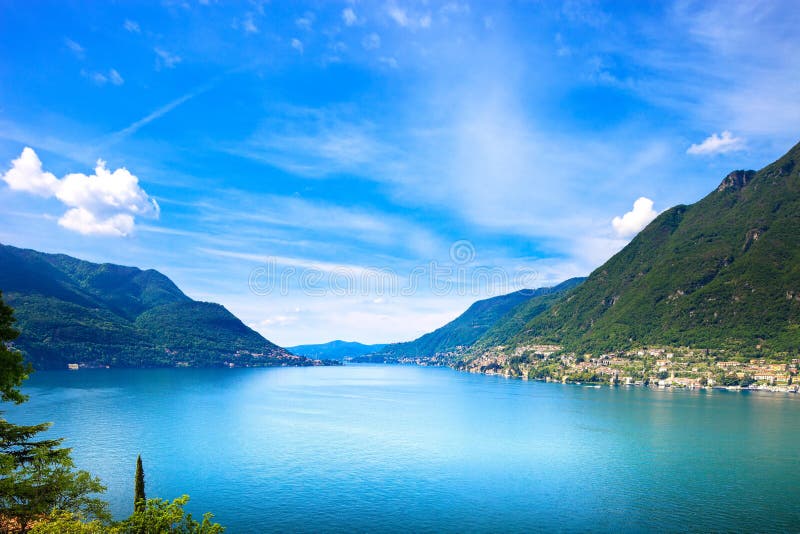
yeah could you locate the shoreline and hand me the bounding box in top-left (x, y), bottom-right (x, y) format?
top-left (472, 367), bottom-right (800, 394)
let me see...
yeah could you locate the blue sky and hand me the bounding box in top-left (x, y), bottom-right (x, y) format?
top-left (1, 0), bottom-right (799, 346)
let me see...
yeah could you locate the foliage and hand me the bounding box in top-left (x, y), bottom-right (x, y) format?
top-left (471, 278), bottom-right (585, 352)
top-left (0, 292), bottom-right (108, 533)
top-left (0, 244), bottom-right (307, 369)
top-left (31, 495), bottom-right (226, 534)
top-left (0, 291), bottom-right (31, 405)
top-left (29, 510), bottom-right (109, 534)
top-left (134, 456), bottom-right (145, 514)
top-left (118, 496), bottom-right (224, 534)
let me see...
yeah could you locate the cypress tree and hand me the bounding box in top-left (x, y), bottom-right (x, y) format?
top-left (134, 454), bottom-right (146, 512)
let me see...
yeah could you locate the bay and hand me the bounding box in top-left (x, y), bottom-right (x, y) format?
top-left (7, 365), bottom-right (800, 532)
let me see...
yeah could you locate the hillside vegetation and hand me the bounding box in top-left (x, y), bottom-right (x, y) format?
top-left (0, 244), bottom-right (323, 369)
top-left (488, 141), bottom-right (800, 358)
top-left (369, 279), bottom-right (584, 361)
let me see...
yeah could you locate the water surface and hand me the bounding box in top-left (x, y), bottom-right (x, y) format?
top-left (8, 365), bottom-right (800, 532)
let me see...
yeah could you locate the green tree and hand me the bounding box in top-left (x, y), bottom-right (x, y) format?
top-left (134, 456), bottom-right (145, 513)
top-left (29, 510), bottom-right (111, 534)
top-left (0, 291), bottom-right (31, 404)
top-left (119, 495), bottom-right (224, 534)
top-left (0, 292), bottom-right (108, 533)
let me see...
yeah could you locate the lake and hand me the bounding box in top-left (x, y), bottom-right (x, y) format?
top-left (8, 365), bottom-right (800, 532)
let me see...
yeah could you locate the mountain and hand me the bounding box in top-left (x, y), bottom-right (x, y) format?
top-left (367, 279), bottom-right (585, 362)
top-left (469, 277), bottom-right (586, 351)
top-left (0, 244), bottom-right (330, 369)
top-left (486, 140), bottom-right (800, 358)
top-left (287, 340), bottom-right (386, 361)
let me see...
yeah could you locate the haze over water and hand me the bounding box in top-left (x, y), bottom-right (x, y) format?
top-left (10, 365), bottom-right (800, 532)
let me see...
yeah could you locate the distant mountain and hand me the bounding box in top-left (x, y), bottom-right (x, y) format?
top-left (483, 140), bottom-right (800, 358)
top-left (0, 244), bottom-right (331, 369)
top-left (366, 279), bottom-right (585, 362)
top-left (287, 340), bottom-right (386, 361)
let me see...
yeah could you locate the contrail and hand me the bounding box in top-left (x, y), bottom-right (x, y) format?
top-left (101, 79), bottom-right (217, 148)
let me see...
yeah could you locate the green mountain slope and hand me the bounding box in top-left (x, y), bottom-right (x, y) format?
top-left (371, 279), bottom-right (585, 361)
top-left (502, 140), bottom-right (800, 357)
top-left (470, 278), bottom-right (586, 350)
top-left (287, 340), bottom-right (386, 361)
top-left (0, 244), bottom-right (326, 369)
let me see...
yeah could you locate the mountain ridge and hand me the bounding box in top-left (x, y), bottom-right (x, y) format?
top-left (473, 140), bottom-right (800, 358)
top-left (365, 278), bottom-right (585, 362)
top-left (287, 340), bottom-right (386, 361)
top-left (0, 244), bottom-right (330, 369)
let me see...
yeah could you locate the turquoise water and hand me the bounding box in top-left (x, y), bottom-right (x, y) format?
top-left (7, 365), bottom-right (800, 532)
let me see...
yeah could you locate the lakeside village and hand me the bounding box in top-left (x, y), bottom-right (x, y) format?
top-left (403, 346), bottom-right (800, 393)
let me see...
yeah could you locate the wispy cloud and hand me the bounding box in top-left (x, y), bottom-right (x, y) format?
top-left (291, 38), bottom-right (304, 54)
top-left (342, 7), bottom-right (358, 26)
top-left (386, 4), bottom-right (431, 29)
top-left (65, 38), bottom-right (85, 58)
top-left (154, 47), bottom-right (182, 69)
top-left (234, 13), bottom-right (259, 34)
top-left (104, 83), bottom-right (214, 146)
top-left (229, 105), bottom-right (395, 178)
top-left (295, 13), bottom-right (313, 30)
top-left (189, 189), bottom-right (441, 259)
top-left (83, 68), bottom-right (124, 86)
top-left (123, 19), bottom-right (140, 33)
top-left (199, 247), bottom-right (373, 276)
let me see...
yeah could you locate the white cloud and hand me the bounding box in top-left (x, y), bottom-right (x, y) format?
top-left (200, 247), bottom-right (373, 277)
top-left (59, 209), bottom-right (135, 237)
top-left (362, 33), bottom-right (380, 50)
top-left (612, 197), bottom-right (658, 238)
top-left (232, 14), bottom-right (259, 34)
top-left (123, 19), bottom-right (140, 33)
top-left (1, 147), bottom-right (159, 236)
top-left (1, 147), bottom-right (59, 196)
top-left (388, 5), bottom-right (409, 26)
top-left (155, 48), bottom-right (182, 69)
top-left (342, 7), bottom-right (357, 26)
top-left (291, 38), bottom-right (304, 54)
top-left (85, 69), bottom-right (124, 86)
top-left (91, 72), bottom-right (108, 84)
top-left (65, 38), bottom-right (84, 57)
top-left (387, 4), bottom-right (430, 29)
top-left (108, 69), bottom-right (124, 85)
top-left (242, 15), bottom-right (258, 34)
top-left (686, 131), bottom-right (745, 155)
top-left (295, 15), bottom-right (313, 30)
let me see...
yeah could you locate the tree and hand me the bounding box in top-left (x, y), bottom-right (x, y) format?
top-left (0, 292), bottom-right (108, 532)
top-left (134, 456), bottom-right (145, 513)
top-left (119, 495), bottom-right (225, 534)
top-left (0, 291), bottom-right (31, 404)
top-left (29, 510), bottom-right (109, 534)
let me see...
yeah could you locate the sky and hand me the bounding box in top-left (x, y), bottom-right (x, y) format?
top-left (1, 0), bottom-right (799, 346)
